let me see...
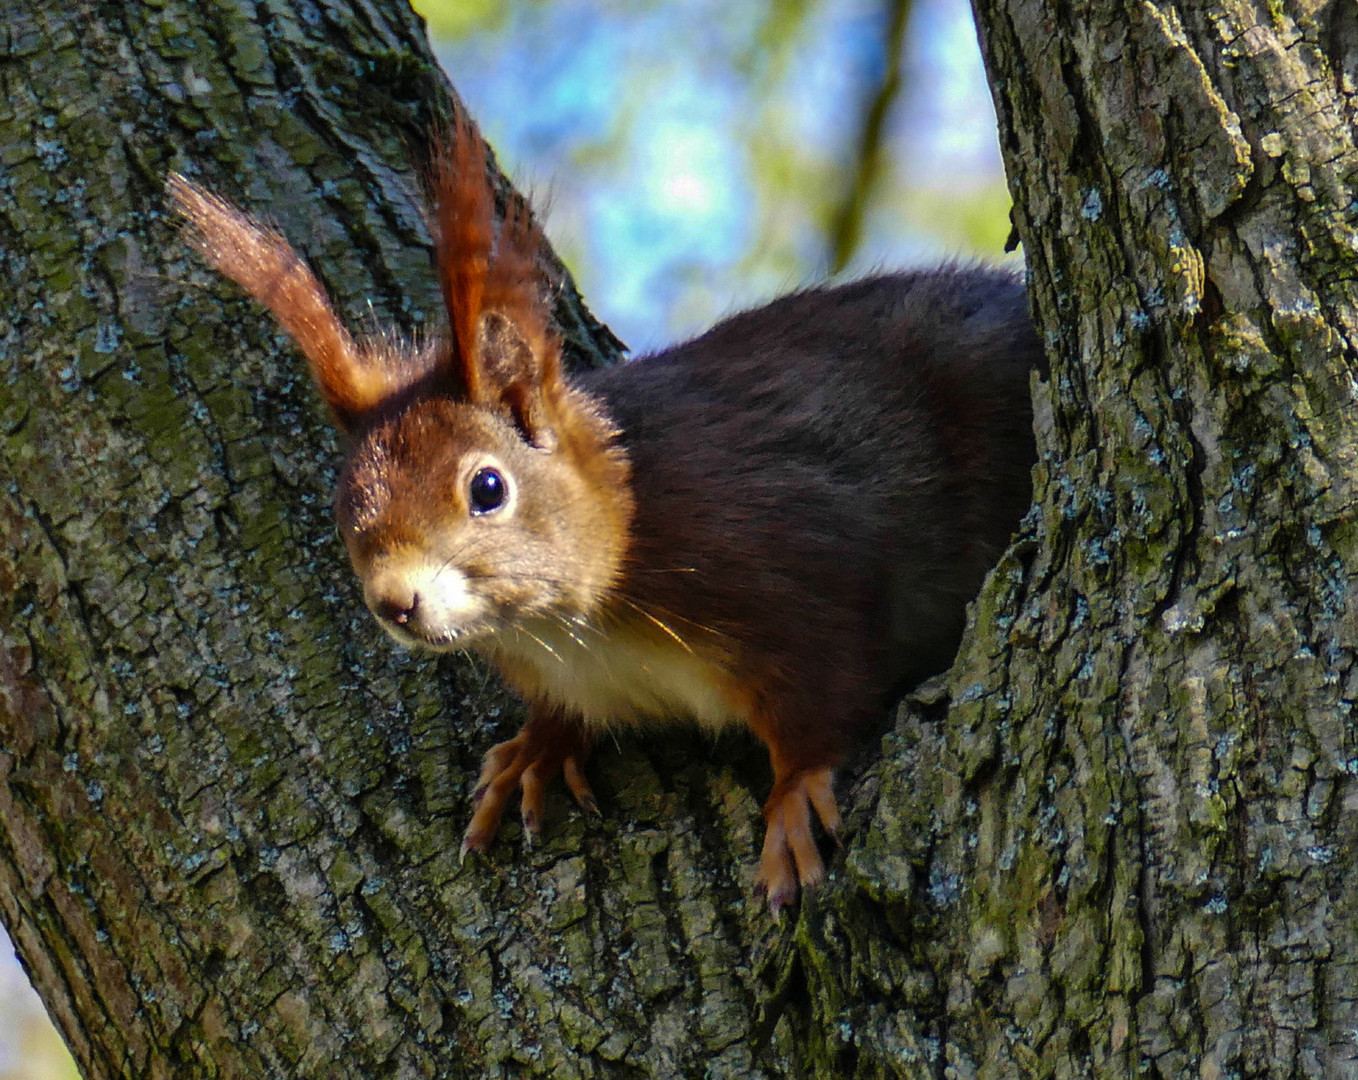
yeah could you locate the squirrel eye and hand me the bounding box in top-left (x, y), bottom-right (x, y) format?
top-left (468, 466), bottom-right (508, 516)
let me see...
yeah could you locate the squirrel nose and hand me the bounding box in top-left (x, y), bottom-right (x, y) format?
top-left (371, 590), bottom-right (419, 626)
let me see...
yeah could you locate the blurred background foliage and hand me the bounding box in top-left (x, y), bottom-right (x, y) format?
top-left (421, 0), bottom-right (1011, 352)
top-left (1, 954), bottom-right (79, 1080)
top-left (1, 0), bottom-right (1007, 1072)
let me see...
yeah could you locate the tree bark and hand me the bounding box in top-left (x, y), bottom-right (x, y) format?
top-left (942, 0), bottom-right (1358, 1075)
top-left (2, 1), bottom-right (1356, 1079)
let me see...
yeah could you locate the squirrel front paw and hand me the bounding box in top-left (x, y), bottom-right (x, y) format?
top-left (754, 767), bottom-right (841, 914)
top-left (461, 713), bottom-right (596, 856)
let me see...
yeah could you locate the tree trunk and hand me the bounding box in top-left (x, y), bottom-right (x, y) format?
top-left (944, 0), bottom-right (1358, 1075)
top-left (2, 1), bottom-right (1355, 1079)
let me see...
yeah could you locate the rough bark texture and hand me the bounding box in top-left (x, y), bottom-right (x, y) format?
top-left (3, 1), bottom-right (1356, 1079)
top-left (947, 0), bottom-right (1358, 1075)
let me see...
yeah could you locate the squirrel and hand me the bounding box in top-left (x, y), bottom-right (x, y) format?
top-left (168, 115), bottom-right (1041, 912)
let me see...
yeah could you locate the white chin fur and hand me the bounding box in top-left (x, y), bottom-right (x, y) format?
top-left (367, 561), bottom-right (487, 649)
top-left (377, 620), bottom-right (467, 653)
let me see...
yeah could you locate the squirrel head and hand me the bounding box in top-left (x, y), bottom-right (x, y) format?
top-left (170, 117), bottom-right (632, 650)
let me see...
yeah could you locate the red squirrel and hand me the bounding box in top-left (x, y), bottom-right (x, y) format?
top-left (168, 116), bottom-right (1040, 911)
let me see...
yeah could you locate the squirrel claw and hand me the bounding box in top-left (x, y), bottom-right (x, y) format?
top-left (767, 888), bottom-right (796, 920)
top-left (459, 835), bottom-right (485, 865)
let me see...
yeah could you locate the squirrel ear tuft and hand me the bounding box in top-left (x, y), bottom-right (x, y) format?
top-left (167, 174), bottom-right (434, 434)
top-left (426, 116), bottom-right (564, 447)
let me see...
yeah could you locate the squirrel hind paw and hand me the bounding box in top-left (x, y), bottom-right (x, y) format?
top-left (754, 766), bottom-right (840, 911)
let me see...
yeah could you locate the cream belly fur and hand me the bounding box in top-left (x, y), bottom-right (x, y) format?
top-left (482, 616), bottom-right (747, 731)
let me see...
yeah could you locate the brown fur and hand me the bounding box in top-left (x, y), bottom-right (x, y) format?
top-left (169, 117), bottom-right (1041, 911)
top-left (582, 270), bottom-right (1040, 786)
top-left (167, 174), bottom-right (434, 429)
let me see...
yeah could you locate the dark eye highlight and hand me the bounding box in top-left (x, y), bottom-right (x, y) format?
top-left (468, 467), bottom-right (508, 515)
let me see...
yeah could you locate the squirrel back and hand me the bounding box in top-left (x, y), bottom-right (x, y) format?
top-left (591, 269), bottom-right (1037, 685)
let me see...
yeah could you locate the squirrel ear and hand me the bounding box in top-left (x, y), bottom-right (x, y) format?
top-left (476, 310), bottom-right (559, 450)
top-left (426, 117), bottom-right (563, 449)
top-left (167, 175), bottom-right (433, 434)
